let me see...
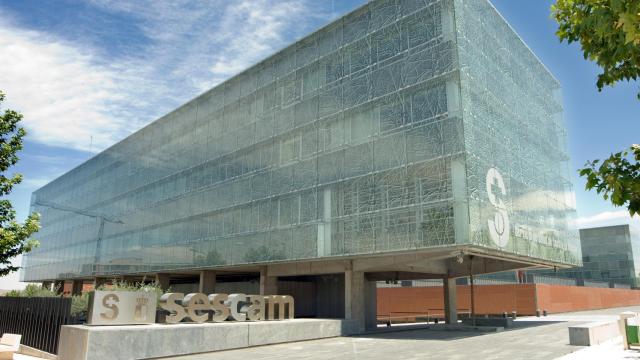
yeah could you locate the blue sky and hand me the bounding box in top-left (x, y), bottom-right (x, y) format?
top-left (0, 0), bottom-right (638, 288)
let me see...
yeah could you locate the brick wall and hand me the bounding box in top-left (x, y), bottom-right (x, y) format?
top-left (378, 284), bottom-right (640, 317)
top-left (535, 284), bottom-right (640, 313)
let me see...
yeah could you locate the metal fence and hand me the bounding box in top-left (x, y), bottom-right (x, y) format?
top-left (457, 277), bottom-right (520, 286)
top-left (0, 297), bottom-right (73, 354)
top-left (378, 274), bottom-right (633, 290)
top-left (377, 279), bottom-right (444, 288)
top-left (581, 279), bottom-right (610, 288)
top-left (526, 274), bottom-right (578, 286)
top-left (614, 283), bottom-right (632, 289)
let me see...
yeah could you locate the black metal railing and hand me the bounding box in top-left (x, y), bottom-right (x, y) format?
top-left (0, 296), bottom-right (73, 354)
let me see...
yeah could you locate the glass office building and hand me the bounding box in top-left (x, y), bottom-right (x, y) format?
top-left (577, 225), bottom-right (639, 287)
top-left (22, 0), bottom-right (579, 283)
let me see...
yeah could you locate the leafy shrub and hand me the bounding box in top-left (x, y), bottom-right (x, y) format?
top-left (71, 292), bottom-right (90, 316)
top-left (5, 283), bottom-right (58, 297)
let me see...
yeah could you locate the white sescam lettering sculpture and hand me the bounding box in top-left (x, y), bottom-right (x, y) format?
top-left (159, 293), bottom-right (295, 324)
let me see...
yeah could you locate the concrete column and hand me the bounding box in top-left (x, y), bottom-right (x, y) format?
top-left (155, 273), bottom-right (171, 291)
top-left (71, 280), bottom-right (83, 296)
top-left (443, 277), bottom-right (458, 324)
top-left (260, 267), bottom-right (278, 295)
top-left (198, 270), bottom-right (216, 294)
top-left (345, 270), bottom-right (371, 333)
top-left (364, 279), bottom-right (377, 330)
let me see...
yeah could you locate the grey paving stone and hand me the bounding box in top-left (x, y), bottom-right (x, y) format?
top-left (164, 306), bottom-right (640, 360)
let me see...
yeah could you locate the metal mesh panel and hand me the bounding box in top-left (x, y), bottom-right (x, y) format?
top-left (22, 0), bottom-right (578, 282)
top-left (453, 0), bottom-right (579, 264)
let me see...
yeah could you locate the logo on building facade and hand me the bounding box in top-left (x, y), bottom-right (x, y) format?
top-left (486, 167), bottom-right (509, 248)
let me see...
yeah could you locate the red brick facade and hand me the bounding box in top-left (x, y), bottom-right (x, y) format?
top-left (378, 284), bottom-right (640, 317)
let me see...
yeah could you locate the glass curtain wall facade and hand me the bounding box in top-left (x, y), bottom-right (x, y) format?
top-left (453, 0), bottom-right (579, 264)
top-left (579, 225), bottom-right (639, 287)
top-left (22, 0), bottom-right (579, 282)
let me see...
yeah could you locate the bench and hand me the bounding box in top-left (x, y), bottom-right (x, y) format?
top-left (0, 334), bottom-right (21, 360)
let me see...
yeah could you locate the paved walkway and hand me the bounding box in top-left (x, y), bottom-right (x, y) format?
top-left (166, 306), bottom-right (640, 360)
top-left (556, 342), bottom-right (640, 360)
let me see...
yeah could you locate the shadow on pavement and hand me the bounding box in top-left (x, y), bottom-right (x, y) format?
top-left (355, 320), bottom-right (566, 341)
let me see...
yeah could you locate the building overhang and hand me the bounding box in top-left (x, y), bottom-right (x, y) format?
top-left (35, 244), bottom-right (576, 283)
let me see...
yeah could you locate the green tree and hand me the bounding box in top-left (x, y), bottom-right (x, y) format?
top-left (552, 0), bottom-right (640, 99)
top-left (580, 145), bottom-right (640, 216)
top-left (0, 90), bottom-right (40, 276)
top-left (553, 1), bottom-right (640, 214)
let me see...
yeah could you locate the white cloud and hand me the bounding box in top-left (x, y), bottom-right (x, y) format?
top-left (86, 0), bottom-right (324, 95)
top-left (0, 21), bottom-right (126, 152)
top-left (0, 0), bottom-right (327, 153)
top-left (206, 0), bottom-right (306, 84)
top-left (573, 210), bottom-right (640, 232)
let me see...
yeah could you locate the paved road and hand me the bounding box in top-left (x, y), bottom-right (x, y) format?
top-left (165, 306), bottom-right (640, 360)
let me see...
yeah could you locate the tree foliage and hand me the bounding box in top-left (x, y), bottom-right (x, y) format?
top-left (552, 0), bottom-right (640, 98)
top-left (0, 90), bottom-right (40, 276)
top-left (5, 283), bottom-right (57, 297)
top-left (553, 2), bottom-right (640, 214)
top-left (580, 145), bottom-right (640, 216)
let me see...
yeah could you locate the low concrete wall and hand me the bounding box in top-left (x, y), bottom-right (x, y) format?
top-left (58, 319), bottom-right (357, 360)
top-left (568, 320), bottom-right (621, 346)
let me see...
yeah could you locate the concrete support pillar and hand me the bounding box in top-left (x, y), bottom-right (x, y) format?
top-left (71, 280), bottom-right (83, 296)
top-left (260, 267), bottom-right (278, 295)
top-left (155, 273), bottom-right (171, 291)
top-left (198, 270), bottom-right (217, 294)
top-left (444, 277), bottom-right (458, 324)
top-left (364, 279), bottom-right (377, 330)
top-left (345, 270), bottom-right (376, 332)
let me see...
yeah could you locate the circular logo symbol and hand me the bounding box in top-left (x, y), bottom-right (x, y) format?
top-left (486, 168), bottom-right (510, 248)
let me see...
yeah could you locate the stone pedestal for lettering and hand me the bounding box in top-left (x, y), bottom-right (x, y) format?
top-left (58, 319), bottom-right (358, 360)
